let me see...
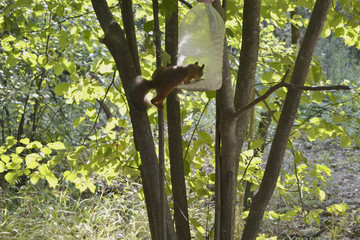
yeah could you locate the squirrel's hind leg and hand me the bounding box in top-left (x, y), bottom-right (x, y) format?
top-left (151, 93), bottom-right (167, 109)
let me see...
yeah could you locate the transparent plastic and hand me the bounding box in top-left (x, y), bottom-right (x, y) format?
top-left (177, 2), bottom-right (225, 91)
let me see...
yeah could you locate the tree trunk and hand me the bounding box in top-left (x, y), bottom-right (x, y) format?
top-left (241, 0), bottom-right (332, 239)
top-left (165, 1), bottom-right (191, 239)
top-left (212, 0), bottom-right (261, 238)
top-left (91, 1), bottom-right (175, 239)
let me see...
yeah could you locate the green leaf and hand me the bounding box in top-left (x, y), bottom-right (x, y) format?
top-left (54, 64), bottom-right (64, 76)
top-left (312, 91), bottom-right (323, 103)
top-left (0, 161), bottom-right (5, 173)
top-left (58, 30), bottom-right (70, 49)
top-left (332, 114), bottom-right (343, 123)
top-left (61, 58), bottom-right (76, 74)
top-left (1, 155), bottom-right (10, 163)
top-left (73, 117), bottom-right (85, 128)
top-left (334, 27), bottom-right (345, 38)
top-left (307, 209), bottom-right (323, 225)
top-left (340, 135), bottom-right (351, 148)
top-left (143, 20), bottom-right (154, 33)
top-left (46, 172), bottom-right (58, 188)
top-left (327, 203), bottom-right (349, 214)
top-left (2, 34), bottom-right (16, 43)
top-left (98, 62), bottom-right (113, 74)
top-left (26, 141), bottom-right (43, 149)
top-left (205, 91), bottom-right (216, 99)
top-left (6, 55), bottom-right (18, 67)
top-left (15, 0), bottom-right (32, 7)
top-left (159, 0), bottom-right (177, 18)
top-left (41, 147), bottom-right (52, 155)
top-left (318, 164), bottom-right (331, 176)
top-left (6, 136), bottom-right (17, 148)
top-left (26, 153), bottom-right (41, 169)
top-left (316, 188), bottom-right (326, 201)
top-left (55, 4), bottom-right (65, 17)
top-left (30, 172), bottom-right (41, 185)
top-left (321, 21), bottom-right (331, 38)
top-left (85, 180), bottom-right (96, 193)
top-left (16, 146), bottom-right (25, 154)
top-left (261, 71), bottom-right (276, 83)
top-left (197, 131), bottom-right (213, 146)
top-left (23, 52), bottom-right (38, 67)
top-left (38, 164), bottom-right (50, 176)
top-left (190, 218), bottom-right (205, 234)
top-left (54, 82), bottom-right (70, 96)
top-left (5, 171), bottom-right (22, 184)
top-left (47, 141), bottom-right (66, 150)
top-left (250, 139), bottom-right (264, 149)
top-left (63, 171), bottom-right (77, 181)
top-left (20, 138), bottom-right (30, 145)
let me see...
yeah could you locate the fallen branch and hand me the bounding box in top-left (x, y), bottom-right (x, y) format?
top-left (234, 70), bottom-right (350, 119)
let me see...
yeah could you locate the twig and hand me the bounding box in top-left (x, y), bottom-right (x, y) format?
top-left (179, 0), bottom-right (192, 9)
top-left (82, 71), bottom-right (117, 144)
top-left (184, 99), bottom-right (211, 161)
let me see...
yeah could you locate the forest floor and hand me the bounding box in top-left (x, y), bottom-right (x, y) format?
top-left (263, 140), bottom-right (360, 239)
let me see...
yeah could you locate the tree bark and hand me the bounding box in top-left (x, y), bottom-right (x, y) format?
top-left (119, 0), bottom-right (141, 75)
top-left (241, 0), bottom-right (332, 239)
top-left (165, 1), bottom-right (191, 239)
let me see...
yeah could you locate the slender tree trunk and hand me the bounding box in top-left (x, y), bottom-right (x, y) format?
top-left (241, 1), bottom-right (332, 239)
top-left (119, 0), bottom-right (141, 75)
top-left (91, 1), bottom-right (175, 239)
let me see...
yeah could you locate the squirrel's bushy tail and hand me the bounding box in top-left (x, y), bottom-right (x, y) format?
top-left (131, 76), bottom-right (154, 110)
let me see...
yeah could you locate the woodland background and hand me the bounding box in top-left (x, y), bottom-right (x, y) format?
top-left (1, 0), bottom-right (360, 239)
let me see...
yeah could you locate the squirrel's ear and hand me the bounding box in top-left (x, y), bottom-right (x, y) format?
top-left (194, 62), bottom-right (198, 65)
top-left (201, 64), bottom-right (205, 69)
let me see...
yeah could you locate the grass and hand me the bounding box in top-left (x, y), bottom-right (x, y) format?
top-left (0, 181), bottom-right (150, 240)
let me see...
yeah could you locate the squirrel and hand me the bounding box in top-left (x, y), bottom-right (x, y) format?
top-left (131, 62), bottom-right (205, 109)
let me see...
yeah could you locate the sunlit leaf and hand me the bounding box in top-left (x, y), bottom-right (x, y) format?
top-left (1, 155), bottom-right (10, 164)
top-left (6, 136), bottom-right (17, 148)
top-left (20, 138), bottom-right (30, 145)
top-left (46, 172), bottom-right (58, 188)
top-left (5, 170), bottom-right (23, 184)
top-left (47, 141), bottom-right (66, 150)
top-left (26, 141), bottom-right (43, 149)
top-left (0, 161), bottom-right (5, 173)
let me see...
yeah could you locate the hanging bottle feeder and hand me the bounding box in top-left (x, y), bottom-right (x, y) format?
top-left (177, 0), bottom-right (225, 91)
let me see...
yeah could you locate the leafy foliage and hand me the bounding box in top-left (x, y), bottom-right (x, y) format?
top-left (1, 0), bottom-right (360, 238)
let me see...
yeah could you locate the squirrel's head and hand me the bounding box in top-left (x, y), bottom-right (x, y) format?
top-left (189, 62), bottom-right (205, 80)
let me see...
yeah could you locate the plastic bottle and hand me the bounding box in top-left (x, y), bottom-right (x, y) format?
top-left (177, 1), bottom-right (225, 91)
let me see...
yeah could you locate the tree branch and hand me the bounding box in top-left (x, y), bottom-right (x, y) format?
top-left (234, 69), bottom-right (350, 120)
top-left (283, 82), bottom-right (350, 91)
top-left (234, 70), bottom-right (290, 119)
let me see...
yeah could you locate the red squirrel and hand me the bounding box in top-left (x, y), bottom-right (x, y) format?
top-left (131, 62), bottom-right (205, 109)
